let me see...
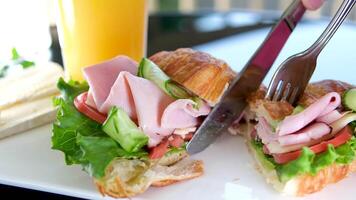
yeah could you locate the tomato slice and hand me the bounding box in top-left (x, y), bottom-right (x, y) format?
top-left (74, 92), bottom-right (107, 124)
top-left (169, 135), bottom-right (185, 148)
top-left (273, 126), bottom-right (353, 164)
top-left (149, 139), bottom-right (169, 159)
top-left (183, 133), bottom-right (194, 141)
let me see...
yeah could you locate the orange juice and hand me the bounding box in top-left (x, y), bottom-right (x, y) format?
top-left (56, 0), bottom-right (147, 80)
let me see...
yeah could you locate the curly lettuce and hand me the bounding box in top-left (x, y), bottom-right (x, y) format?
top-left (52, 78), bottom-right (147, 178)
top-left (252, 136), bottom-right (356, 183)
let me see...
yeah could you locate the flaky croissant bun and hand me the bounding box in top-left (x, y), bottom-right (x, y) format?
top-left (150, 48), bottom-right (236, 106)
top-left (95, 151), bottom-right (203, 198)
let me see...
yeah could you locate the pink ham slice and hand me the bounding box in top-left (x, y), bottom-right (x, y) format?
top-left (100, 72), bottom-right (138, 117)
top-left (316, 110), bottom-right (351, 124)
top-left (124, 73), bottom-right (175, 143)
top-left (277, 123), bottom-right (331, 146)
top-left (83, 56), bottom-right (211, 147)
top-left (83, 56), bottom-right (138, 110)
top-left (256, 117), bottom-right (278, 144)
top-left (85, 89), bottom-right (96, 108)
top-left (161, 99), bottom-right (210, 129)
top-left (277, 92), bottom-right (341, 136)
top-left (98, 71), bottom-right (175, 147)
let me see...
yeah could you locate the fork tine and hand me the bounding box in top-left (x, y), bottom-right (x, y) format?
top-left (288, 87), bottom-right (299, 105)
top-left (272, 80), bottom-right (285, 101)
top-left (281, 82), bottom-right (292, 101)
top-left (266, 79), bottom-right (280, 100)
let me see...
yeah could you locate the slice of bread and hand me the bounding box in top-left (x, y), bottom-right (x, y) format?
top-left (94, 150), bottom-right (203, 198)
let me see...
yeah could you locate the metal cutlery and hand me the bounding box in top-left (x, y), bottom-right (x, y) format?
top-left (187, 0), bottom-right (307, 154)
top-left (266, 0), bottom-right (355, 104)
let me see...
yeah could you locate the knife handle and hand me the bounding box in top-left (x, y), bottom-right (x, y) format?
top-left (284, 0), bottom-right (306, 30)
top-left (248, 0), bottom-right (306, 74)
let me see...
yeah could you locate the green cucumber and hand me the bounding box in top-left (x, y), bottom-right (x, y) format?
top-left (138, 58), bottom-right (170, 90)
top-left (102, 107), bottom-right (148, 153)
top-left (342, 89), bottom-right (356, 111)
top-left (165, 81), bottom-right (192, 99)
top-left (138, 58), bottom-right (204, 109)
top-left (138, 58), bottom-right (198, 102)
top-left (292, 105), bottom-right (305, 115)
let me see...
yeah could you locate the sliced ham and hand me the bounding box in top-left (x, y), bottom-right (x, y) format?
top-left (100, 72), bottom-right (138, 118)
top-left (83, 56), bottom-right (211, 147)
top-left (277, 123), bottom-right (331, 146)
top-left (173, 127), bottom-right (197, 136)
top-left (276, 92), bottom-right (341, 136)
top-left (330, 113), bottom-right (356, 135)
top-left (161, 99), bottom-right (210, 129)
top-left (125, 73), bottom-right (175, 140)
top-left (85, 89), bottom-right (96, 108)
top-left (83, 56), bottom-right (138, 110)
top-left (99, 72), bottom-right (174, 147)
top-left (256, 117), bottom-right (278, 144)
top-left (316, 110), bottom-right (351, 124)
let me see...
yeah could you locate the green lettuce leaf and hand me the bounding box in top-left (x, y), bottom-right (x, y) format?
top-left (310, 145), bottom-right (338, 174)
top-left (77, 135), bottom-right (147, 178)
top-left (253, 137), bottom-right (356, 183)
top-left (102, 107), bottom-right (148, 153)
top-left (52, 78), bottom-right (148, 178)
top-left (251, 139), bottom-right (276, 171)
top-left (276, 147), bottom-right (315, 182)
top-left (52, 78), bottom-right (103, 164)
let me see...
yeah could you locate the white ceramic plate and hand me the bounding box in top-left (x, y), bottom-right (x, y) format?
top-left (0, 21), bottom-right (355, 200)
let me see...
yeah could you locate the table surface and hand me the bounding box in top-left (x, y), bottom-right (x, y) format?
top-left (1, 20), bottom-right (356, 199)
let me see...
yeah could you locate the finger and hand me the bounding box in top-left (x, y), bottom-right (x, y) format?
top-left (302, 0), bottom-right (324, 10)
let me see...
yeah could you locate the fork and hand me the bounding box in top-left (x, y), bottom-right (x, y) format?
top-left (265, 0), bottom-right (355, 105)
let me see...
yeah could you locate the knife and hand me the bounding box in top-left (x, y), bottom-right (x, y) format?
top-left (187, 0), bottom-right (306, 154)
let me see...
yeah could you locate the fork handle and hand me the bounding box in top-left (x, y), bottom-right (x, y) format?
top-left (307, 0), bottom-right (355, 56)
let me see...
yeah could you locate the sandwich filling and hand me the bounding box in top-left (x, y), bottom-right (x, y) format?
top-left (244, 83), bottom-right (356, 183)
top-left (52, 55), bottom-right (213, 179)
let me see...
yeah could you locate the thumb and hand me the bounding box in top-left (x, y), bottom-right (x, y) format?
top-left (302, 0), bottom-right (324, 10)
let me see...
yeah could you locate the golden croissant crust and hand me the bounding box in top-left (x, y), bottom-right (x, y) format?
top-left (248, 79), bottom-right (354, 120)
top-left (149, 48), bottom-right (236, 106)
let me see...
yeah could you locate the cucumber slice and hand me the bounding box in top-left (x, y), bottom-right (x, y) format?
top-left (165, 81), bottom-right (192, 99)
top-left (292, 105), bottom-right (304, 115)
top-left (138, 58), bottom-right (204, 109)
top-left (138, 58), bottom-right (192, 98)
top-left (342, 89), bottom-right (356, 111)
top-left (138, 58), bottom-right (170, 90)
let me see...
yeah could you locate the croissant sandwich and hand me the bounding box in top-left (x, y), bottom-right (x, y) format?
top-left (52, 48), bottom-right (234, 198)
top-left (231, 80), bottom-right (356, 196)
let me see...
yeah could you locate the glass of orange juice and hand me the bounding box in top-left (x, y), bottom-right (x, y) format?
top-left (56, 0), bottom-right (147, 81)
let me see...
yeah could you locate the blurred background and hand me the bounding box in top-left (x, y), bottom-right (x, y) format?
top-left (0, 0), bottom-right (355, 67)
top-left (0, 1), bottom-right (355, 199)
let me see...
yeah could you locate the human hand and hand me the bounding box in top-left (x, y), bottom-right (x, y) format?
top-left (302, 0), bottom-right (324, 10)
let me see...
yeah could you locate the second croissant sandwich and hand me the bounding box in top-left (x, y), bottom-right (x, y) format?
top-left (231, 80), bottom-right (356, 196)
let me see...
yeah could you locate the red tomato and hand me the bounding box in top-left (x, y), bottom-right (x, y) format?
top-left (184, 133), bottom-right (194, 141)
top-left (169, 135), bottom-right (184, 148)
top-left (149, 139), bottom-right (169, 159)
top-left (74, 92), bottom-right (107, 124)
top-left (273, 126), bottom-right (353, 164)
